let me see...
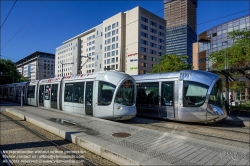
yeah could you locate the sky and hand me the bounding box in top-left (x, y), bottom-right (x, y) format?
top-left (1, 0), bottom-right (249, 62)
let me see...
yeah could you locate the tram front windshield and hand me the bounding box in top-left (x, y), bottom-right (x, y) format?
top-left (114, 80), bottom-right (135, 106)
top-left (208, 79), bottom-right (223, 107)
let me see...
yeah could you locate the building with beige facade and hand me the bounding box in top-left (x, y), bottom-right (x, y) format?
top-left (55, 6), bottom-right (166, 76)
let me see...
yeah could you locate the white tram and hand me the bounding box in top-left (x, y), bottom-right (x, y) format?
top-left (133, 70), bottom-right (228, 123)
top-left (2, 71), bottom-right (136, 120)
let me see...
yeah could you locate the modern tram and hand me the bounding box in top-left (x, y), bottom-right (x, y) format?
top-left (133, 70), bottom-right (228, 123)
top-left (1, 71), bottom-right (136, 120)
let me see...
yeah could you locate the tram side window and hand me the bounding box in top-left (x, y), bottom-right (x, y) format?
top-left (183, 81), bottom-right (208, 107)
top-left (73, 83), bottom-right (84, 103)
top-left (64, 84), bottom-right (73, 102)
top-left (161, 82), bottom-right (173, 106)
top-left (28, 86), bottom-right (36, 98)
top-left (139, 82), bottom-right (159, 105)
top-left (44, 85), bottom-right (51, 100)
top-left (98, 81), bottom-right (116, 105)
top-left (10, 87), bottom-right (14, 96)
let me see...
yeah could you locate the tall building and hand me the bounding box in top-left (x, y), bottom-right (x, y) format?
top-left (55, 6), bottom-right (166, 76)
top-left (164, 0), bottom-right (197, 64)
top-left (16, 51), bottom-right (55, 81)
top-left (194, 15), bottom-right (250, 101)
top-left (195, 15), bottom-right (250, 71)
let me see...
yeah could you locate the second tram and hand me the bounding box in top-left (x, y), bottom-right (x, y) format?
top-left (133, 70), bottom-right (227, 123)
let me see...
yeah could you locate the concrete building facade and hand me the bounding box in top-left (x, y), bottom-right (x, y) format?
top-left (55, 6), bottom-right (166, 76)
top-left (16, 51), bottom-right (55, 81)
top-left (164, 0), bottom-right (197, 64)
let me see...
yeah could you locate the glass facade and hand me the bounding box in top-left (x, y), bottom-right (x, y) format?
top-left (198, 15), bottom-right (250, 70)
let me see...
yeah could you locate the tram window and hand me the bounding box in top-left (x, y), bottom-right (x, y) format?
top-left (115, 80), bottom-right (135, 106)
top-left (44, 85), bottom-right (51, 100)
top-left (161, 82), bottom-right (173, 106)
top-left (98, 81), bottom-right (116, 105)
top-left (9, 87), bottom-right (14, 96)
top-left (183, 81), bottom-right (208, 107)
top-left (208, 79), bottom-right (223, 107)
top-left (139, 82), bottom-right (159, 105)
top-left (73, 83), bottom-right (84, 103)
top-left (28, 86), bottom-right (35, 98)
top-left (64, 83), bottom-right (73, 102)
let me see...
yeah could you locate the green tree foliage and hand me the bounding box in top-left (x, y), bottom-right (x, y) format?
top-left (151, 54), bottom-right (193, 73)
top-left (0, 59), bottom-right (27, 85)
top-left (209, 29), bottom-right (250, 70)
top-left (209, 29), bottom-right (250, 93)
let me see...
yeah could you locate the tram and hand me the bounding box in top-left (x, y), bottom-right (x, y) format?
top-left (2, 71), bottom-right (136, 120)
top-left (133, 70), bottom-right (227, 123)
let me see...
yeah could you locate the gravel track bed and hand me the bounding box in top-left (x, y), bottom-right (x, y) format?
top-left (0, 112), bottom-right (117, 166)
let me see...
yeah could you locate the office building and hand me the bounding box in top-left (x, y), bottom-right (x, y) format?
top-left (55, 6), bottom-right (166, 76)
top-left (196, 15), bottom-right (250, 71)
top-left (194, 15), bottom-right (250, 101)
top-left (16, 51), bottom-right (55, 81)
top-left (164, 0), bottom-right (197, 64)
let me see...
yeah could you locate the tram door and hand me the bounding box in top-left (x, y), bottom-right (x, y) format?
top-left (51, 84), bottom-right (58, 109)
top-left (139, 82), bottom-right (160, 118)
top-left (160, 82), bottom-right (175, 119)
top-left (85, 82), bottom-right (93, 116)
top-left (39, 85), bottom-right (44, 106)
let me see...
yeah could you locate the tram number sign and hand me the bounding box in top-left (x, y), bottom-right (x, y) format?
top-left (179, 72), bottom-right (191, 80)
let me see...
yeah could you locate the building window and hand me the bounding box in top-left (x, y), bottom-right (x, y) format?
top-left (150, 35), bottom-right (157, 41)
top-left (141, 16), bottom-right (148, 23)
top-left (159, 25), bottom-right (165, 30)
top-left (141, 39), bottom-right (148, 45)
top-left (141, 24), bottom-right (148, 30)
top-left (159, 38), bottom-right (164, 44)
top-left (150, 50), bottom-right (157, 55)
top-left (159, 32), bottom-right (165, 37)
top-left (141, 47), bottom-right (147, 52)
top-left (150, 42), bottom-right (157, 48)
top-left (141, 32), bottom-right (148, 38)
top-left (150, 28), bottom-right (157, 34)
top-left (150, 21), bottom-right (157, 27)
top-left (159, 45), bottom-right (164, 50)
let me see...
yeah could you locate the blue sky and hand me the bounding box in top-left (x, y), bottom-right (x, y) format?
top-left (1, 0), bottom-right (249, 62)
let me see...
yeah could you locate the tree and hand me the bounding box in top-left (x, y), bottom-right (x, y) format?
top-left (151, 54), bottom-right (193, 73)
top-left (0, 59), bottom-right (27, 85)
top-left (209, 29), bottom-right (250, 95)
top-left (209, 29), bottom-right (250, 70)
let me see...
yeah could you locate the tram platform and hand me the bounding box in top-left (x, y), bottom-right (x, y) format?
top-left (2, 105), bottom-right (250, 166)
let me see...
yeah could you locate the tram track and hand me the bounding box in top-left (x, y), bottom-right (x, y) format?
top-left (122, 117), bottom-right (250, 149)
top-left (0, 112), bottom-right (116, 166)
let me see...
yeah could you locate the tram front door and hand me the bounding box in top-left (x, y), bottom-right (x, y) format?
top-left (85, 82), bottom-right (93, 116)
